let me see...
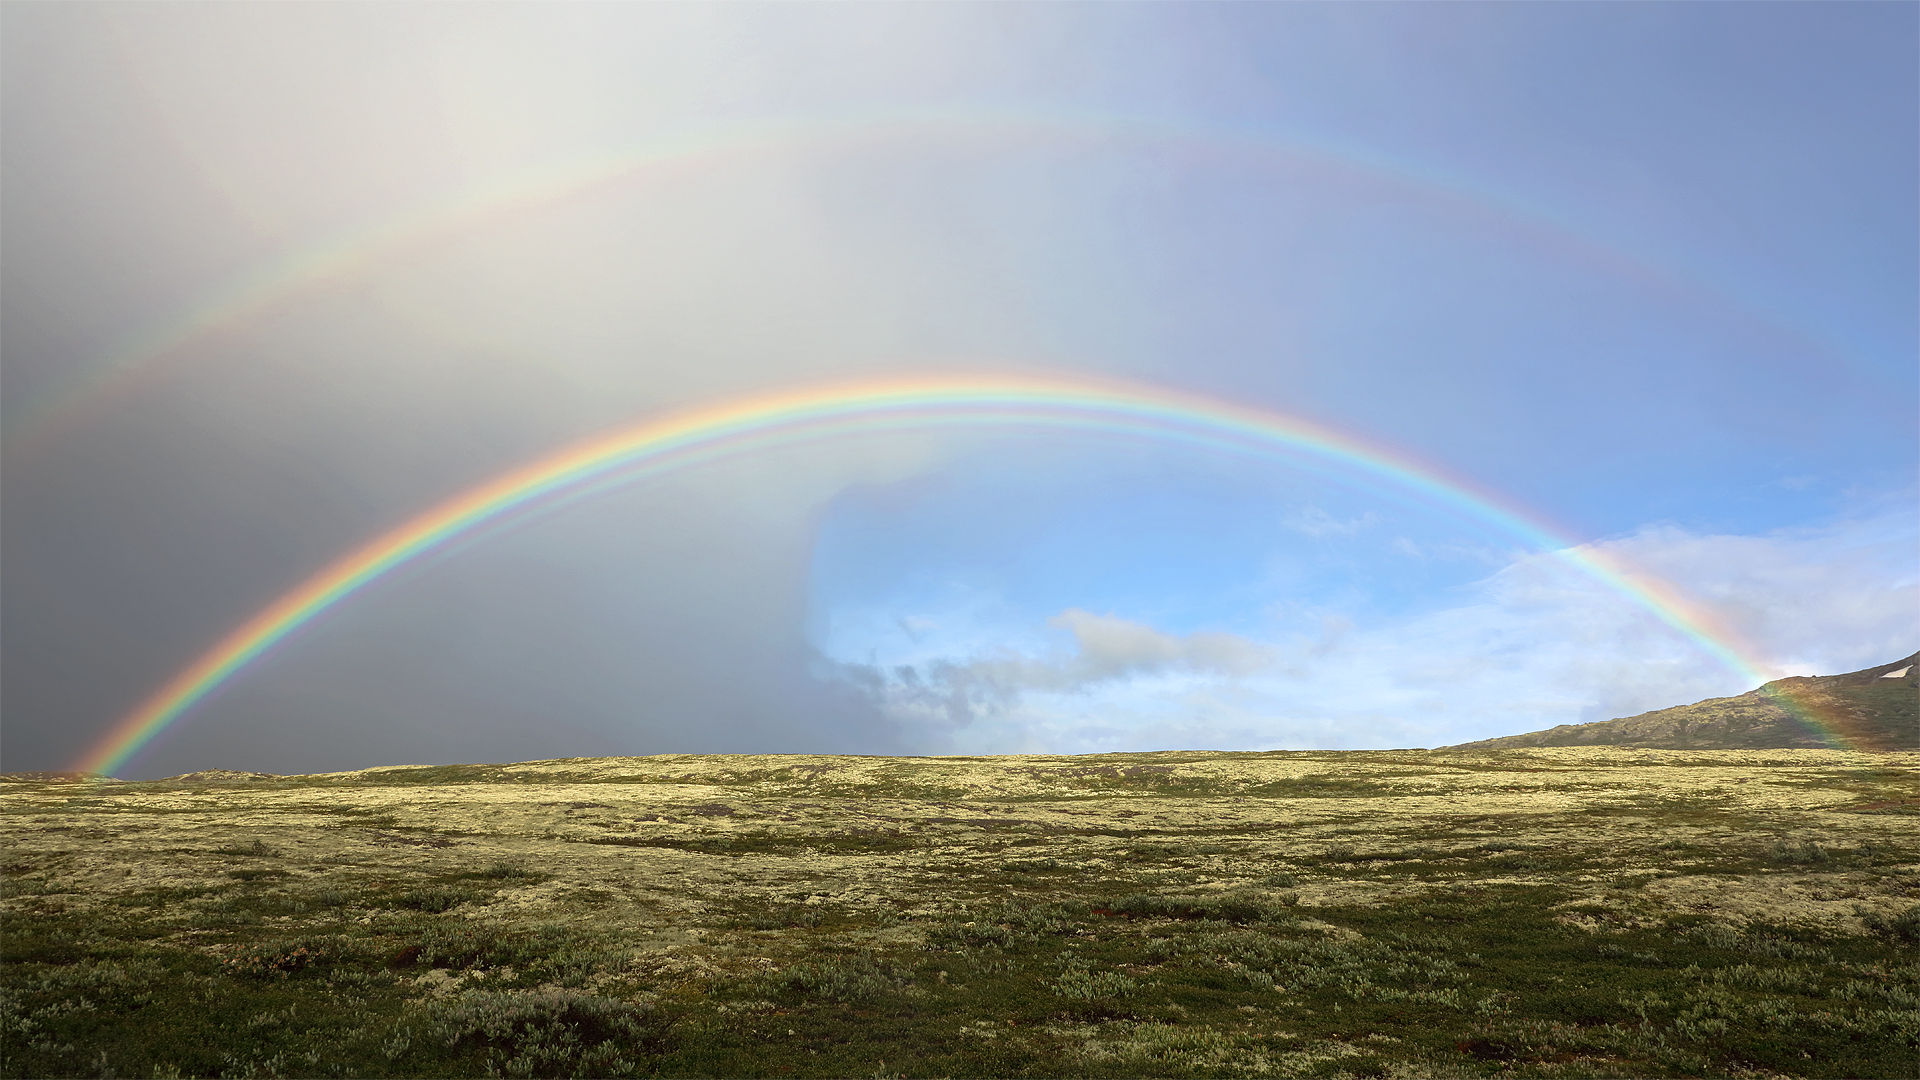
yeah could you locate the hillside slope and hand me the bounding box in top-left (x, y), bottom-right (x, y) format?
top-left (1445, 652), bottom-right (1919, 752)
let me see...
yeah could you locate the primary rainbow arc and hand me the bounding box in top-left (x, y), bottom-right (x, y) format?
top-left (74, 373), bottom-right (1824, 777)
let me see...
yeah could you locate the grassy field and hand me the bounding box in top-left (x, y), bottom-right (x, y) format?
top-left (3, 748), bottom-right (1916, 1079)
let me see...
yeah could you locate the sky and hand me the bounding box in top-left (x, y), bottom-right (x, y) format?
top-left (3, 3), bottom-right (1914, 779)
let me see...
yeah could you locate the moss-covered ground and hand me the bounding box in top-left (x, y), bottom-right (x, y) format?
top-left (3, 748), bottom-right (1916, 1078)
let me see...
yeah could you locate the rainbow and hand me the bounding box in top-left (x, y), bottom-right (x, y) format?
top-left (73, 373), bottom-right (1847, 777)
top-left (6, 108), bottom-right (1831, 453)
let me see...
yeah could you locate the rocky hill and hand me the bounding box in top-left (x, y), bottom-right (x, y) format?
top-left (1445, 652), bottom-right (1919, 752)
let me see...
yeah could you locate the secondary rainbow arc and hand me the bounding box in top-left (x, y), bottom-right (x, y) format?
top-left (72, 373), bottom-right (1832, 777)
top-left (8, 107), bottom-right (1838, 454)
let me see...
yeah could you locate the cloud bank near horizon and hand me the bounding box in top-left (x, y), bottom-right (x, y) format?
top-left (821, 505), bottom-right (1917, 755)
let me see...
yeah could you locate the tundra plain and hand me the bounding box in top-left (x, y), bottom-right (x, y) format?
top-left (3, 748), bottom-right (1917, 1079)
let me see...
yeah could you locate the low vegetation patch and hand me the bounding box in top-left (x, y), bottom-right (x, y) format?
top-left (1101, 889), bottom-right (1299, 923)
top-left (414, 988), bottom-right (671, 1078)
top-left (755, 954), bottom-right (915, 1004)
top-left (2, 747), bottom-right (1915, 1077)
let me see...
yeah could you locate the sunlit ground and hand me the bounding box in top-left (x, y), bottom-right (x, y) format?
top-left (3, 748), bottom-right (1916, 1078)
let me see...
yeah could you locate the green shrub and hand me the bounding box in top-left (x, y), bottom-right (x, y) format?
top-left (1116, 843), bottom-right (1175, 864)
top-left (1769, 838), bottom-right (1832, 865)
top-left (423, 988), bottom-right (667, 1079)
top-left (1833, 977), bottom-right (1920, 1008)
top-left (1864, 904), bottom-right (1920, 944)
top-left (925, 899), bottom-right (1088, 950)
top-left (394, 886), bottom-right (488, 913)
top-left (0, 876), bottom-right (58, 899)
top-left (1104, 891), bottom-right (1297, 923)
top-left (1144, 926), bottom-right (1465, 1002)
top-left (1052, 961), bottom-right (1136, 1001)
top-left (411, 923), bottom-right (518, 969)
top-left (222, 937), bottom-right (353, 979)
top-left (405, 922), bottom-right (626, 986)
top-left (1676, 921), bottom-right (1832, 961)
top-left (225, 868), bottom-right (288, 882)
top-left (1457, 1018), bottom-right (1707, 1072)
top-left (755, 954), bottom-right (911, 1003)
top-left (459, 862), bottom-right (545, 883)
top-left (1712, 963), bottom-right (1821, 994)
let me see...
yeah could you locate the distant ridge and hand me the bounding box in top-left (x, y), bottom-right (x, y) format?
top-left (1444, 652), bottom-right (1919, 752)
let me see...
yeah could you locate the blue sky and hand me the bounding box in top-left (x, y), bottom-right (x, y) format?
top-left (3, 3), bottom-right (1914, 777)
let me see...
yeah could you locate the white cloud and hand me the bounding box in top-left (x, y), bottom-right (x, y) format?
top-left (1051, 609), bottom-right (1276, 680)
top-left (1578, 516), bottom-right (1918, 678)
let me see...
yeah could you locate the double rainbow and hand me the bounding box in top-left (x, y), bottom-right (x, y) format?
top-left (73, 373), bottom-right (1836, 777)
